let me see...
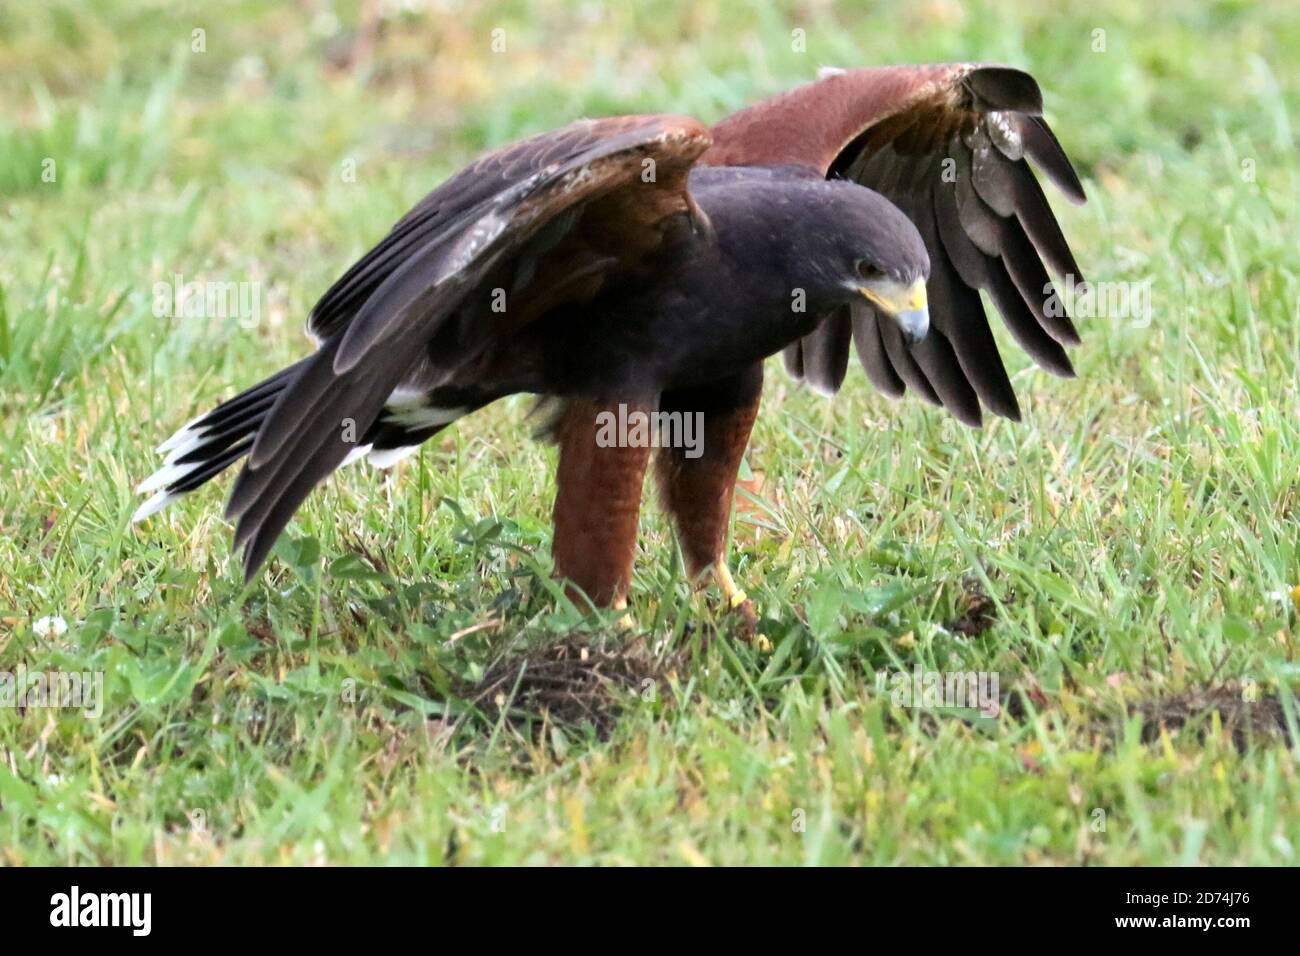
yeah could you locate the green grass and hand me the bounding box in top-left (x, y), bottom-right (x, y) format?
top-left (1, 0), bottom-right (1298, 865)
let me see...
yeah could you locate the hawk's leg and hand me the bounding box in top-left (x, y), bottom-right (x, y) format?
top-left (654, 362), bottom-right (763, 636)
top-left (552, 398), bottom-right (653, 618)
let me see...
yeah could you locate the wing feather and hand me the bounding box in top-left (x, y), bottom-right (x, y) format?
top-left (799, 309), bottom-right (853, 395)
top-left (850, 303), bottom-right (905, 399)
top-left (879, 320), bottom-right (941, 406)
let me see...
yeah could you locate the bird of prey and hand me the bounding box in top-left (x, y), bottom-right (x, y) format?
top-left (134, 63), bottom-right (1085, 630)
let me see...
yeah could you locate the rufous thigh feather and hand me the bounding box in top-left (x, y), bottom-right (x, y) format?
top-left (552, 398), bottom-right (653, 609)
top-left (654, 363), bottom-right (763, 581)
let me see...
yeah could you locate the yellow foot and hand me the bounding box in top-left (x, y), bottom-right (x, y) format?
top-left (712, 562), bottom-right (748, 609)
top-left (710, 562), bottom-right (759, 641)
top-left (613, 596), bottom-right (635, 631)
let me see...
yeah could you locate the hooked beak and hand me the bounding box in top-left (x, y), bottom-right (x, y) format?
top-left (861, 277), bottom-right (930, 345)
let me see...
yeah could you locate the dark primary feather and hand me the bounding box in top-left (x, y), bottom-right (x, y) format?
top-left (1018, 114), bottom-right (1087, 205)
top-left (850, 303), bottom-right (905, 399)
top-left (799, 308), bottom-right (852, 395)
top-left (964, 66), bottom-right (1044, 114)
top-left (879, 318), bottom-right (942, 407)
top-left (918, 196), bottom-right (1020, 420)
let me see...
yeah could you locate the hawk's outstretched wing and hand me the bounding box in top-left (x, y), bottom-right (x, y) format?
top-left (707, 64), bottom-right (1086, 426)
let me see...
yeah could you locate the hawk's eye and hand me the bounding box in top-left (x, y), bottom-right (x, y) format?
top-left (856, 260), bottom-right (884, 282)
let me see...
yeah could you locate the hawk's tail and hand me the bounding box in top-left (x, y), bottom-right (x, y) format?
top-left (131, 360), bottom-right (472, 525)
top-left (131, 360), bottom-right (309, 523)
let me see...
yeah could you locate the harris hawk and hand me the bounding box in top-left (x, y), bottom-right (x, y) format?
top-left (134, 63), bottom-right (1086, 629)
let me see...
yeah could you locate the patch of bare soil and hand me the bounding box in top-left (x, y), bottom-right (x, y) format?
top-left (997, 682), bottom-right (1290, 754)
top-left (945, 577), bottom-right (998, 637)
top-left (456, 634), bottom-right (681, 738)
top-left (1127, 684), bottom-right (1292, 751)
